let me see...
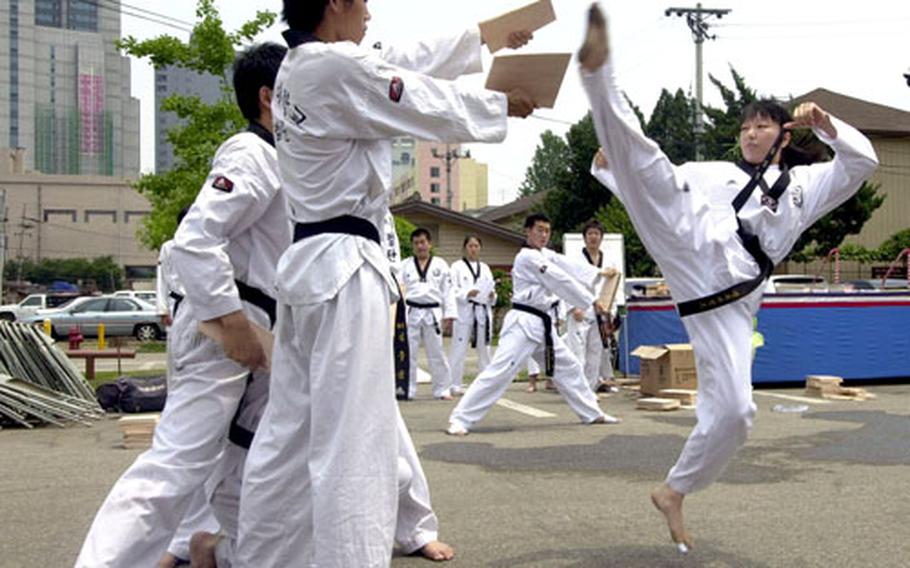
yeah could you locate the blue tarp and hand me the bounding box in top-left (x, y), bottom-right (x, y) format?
top-left (48, 281), bottom-right (79, 292)
top-left (618, 293), bottom-right (910, 383)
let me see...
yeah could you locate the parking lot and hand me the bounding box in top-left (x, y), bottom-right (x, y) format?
top-left (2, 379), bottom-right (908, 567)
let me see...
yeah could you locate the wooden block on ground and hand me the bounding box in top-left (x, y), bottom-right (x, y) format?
top-left (636, 397), bottom-right (681, 411)
top-left (658, 389), bottom-right (697, 406)
top-left (806, 375), bottom-right (843, 393)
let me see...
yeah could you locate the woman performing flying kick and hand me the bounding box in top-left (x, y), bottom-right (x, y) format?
top-left (577, 3), bottom-right (878, 553)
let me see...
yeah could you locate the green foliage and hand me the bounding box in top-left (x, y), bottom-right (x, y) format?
top-left (394, 215), bottom-right (417, 259)
top-left (539, 114), bottom-right (609, 242)
top-left (4, 257), bottom-right (125, 292)
top-left (645, 89), bottom-right (697, 164)
top-left (491, 268), bottom-right (512, 311)
top-left (118, 0), bottom-right (276, 250)
top-left (877, 228), bottom-right (910, 261)
top-left (518, 131), bottom-right (571, 197)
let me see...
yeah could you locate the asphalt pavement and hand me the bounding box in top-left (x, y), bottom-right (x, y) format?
top-left (2, 378), bottom-right (908, 567)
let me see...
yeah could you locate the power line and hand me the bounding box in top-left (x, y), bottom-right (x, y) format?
top-left (82, 0), bottom-right (194, 33)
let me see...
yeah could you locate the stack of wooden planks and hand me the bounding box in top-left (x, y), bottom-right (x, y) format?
top-left (118, 413), bottom-right (159, 449)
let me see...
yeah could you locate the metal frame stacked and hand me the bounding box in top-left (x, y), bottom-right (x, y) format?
top-left (0, 321), bottom-right (103, 428)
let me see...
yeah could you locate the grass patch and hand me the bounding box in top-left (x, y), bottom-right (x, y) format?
top-left (136, 341), bottom-right (167, 353)
top-left (88, 369), bottom-right (166, 390)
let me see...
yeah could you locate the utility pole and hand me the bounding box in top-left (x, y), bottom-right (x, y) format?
top-left (431, 144), bottom-right (471, 210)
top-left (14, 204), bottom-right (33, 285)
top-left (666, 4), bottom-right (730, 160)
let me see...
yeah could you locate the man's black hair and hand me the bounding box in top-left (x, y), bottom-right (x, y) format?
top-left (410, 228), bottom-right (432, 242)
top-left (283, 0), bottom-right (352, 33)
top-left (232, 42), bottom-right (287, 123)
top-left (524, 213), bottom-right (551, 229)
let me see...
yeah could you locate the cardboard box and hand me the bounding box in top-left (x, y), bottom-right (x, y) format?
top-left (631, 344), bottom-right (697, 396)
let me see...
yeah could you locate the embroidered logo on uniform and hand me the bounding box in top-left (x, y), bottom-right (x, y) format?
top-left (373, 41), bottom-right (383, 50)
top-left (389, 77), bottom-right (405, 103)
top-left (212, 176), bottom-right (234, 193)
top-left (791, 187), bottom-right (804, 209)
top-left (539, 265), bottom-right (548, 274)
top-left (289, 105), bottom-right (307, 126)
top-left (760, 194), bottom-right (779, 213)
top-left (432, 268), bottom-right (441, 277)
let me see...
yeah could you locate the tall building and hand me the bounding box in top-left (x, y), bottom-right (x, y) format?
top-left (0, 0), bottom-right (140, 177)
top-left (391, 138), bottom-right (488, 212)
top-left (155, 65), bottom-right (227, 173)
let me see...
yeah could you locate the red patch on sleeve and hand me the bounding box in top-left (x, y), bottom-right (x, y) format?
top-left (389, 77), bottom-right (405, 103)
top-left (212, 176), bottom-right (234, 193)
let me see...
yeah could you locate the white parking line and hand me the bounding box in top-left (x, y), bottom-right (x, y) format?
top-left (495, 398), bottom-right (557, 418)
top-left (753, 391), bottom-right (832, 405)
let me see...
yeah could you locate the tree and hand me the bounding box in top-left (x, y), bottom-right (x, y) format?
top-left (517, 131), bottom-right (571, 197)
top-left (645, 88), bottom-right (697, 164)
top-left (119, 0), bottom-right (276, 249)
top-left (540, 114), bottom-right (608, 241)
top-left (4, 257), bottom-right (125, 292)
top-left (394, 215), bottom-right (417, 259)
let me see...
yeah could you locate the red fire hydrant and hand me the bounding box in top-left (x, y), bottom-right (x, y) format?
top-left (68, 326), bottom-right (84, 350)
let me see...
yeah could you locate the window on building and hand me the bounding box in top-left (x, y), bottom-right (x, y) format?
top-left (430, 166), bottom-right (440, 178)
top-left (400, 152), bottom-right (411, 165)
top-left (36, 0), bottom-right (63, 27)
top-left (67, 0), bottom-right (98, 32)
top-left (430, 198), bottom-right (441, 205)
top-left (430, 183), bottom-right (440, 194)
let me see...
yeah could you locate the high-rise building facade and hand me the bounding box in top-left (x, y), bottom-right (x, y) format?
top-left (0, 0), bottom-right (140, 177)
top-left (155, 65), bottom-right (227, 173)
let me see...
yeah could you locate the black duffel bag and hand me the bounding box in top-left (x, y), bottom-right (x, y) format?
top-left (96, 375), bottom-right (167, 413)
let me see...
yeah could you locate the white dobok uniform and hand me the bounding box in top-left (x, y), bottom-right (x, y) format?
top-left (236, 27), bottom-right (508, 568)
top-left (449, 247), bottom-right (607, 432)
top-left (402, 255), bottom-right (457, 398)
top-left (582, 62), bottom-right (878, 494)
top-left (565, 249), bottom-right (618, 390)
top-left (76, 127), bottom-right (288, 567)
top-left (448, 258), bottom-right (496, 393)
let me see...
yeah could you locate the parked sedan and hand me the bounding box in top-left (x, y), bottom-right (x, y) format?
top-left (25, 296), bottom-right (164, 341)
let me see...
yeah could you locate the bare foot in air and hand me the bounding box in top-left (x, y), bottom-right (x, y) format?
top-left (189, 531), bottom-right (220, 568)
top-left (651, 483), bottom-right (694, 553)
top-left (578, 3), bottom-right (609, 72)
top-left (156, 553), bottom-right (178, 568)
top-left (418, 540), bottom-right (455, 561)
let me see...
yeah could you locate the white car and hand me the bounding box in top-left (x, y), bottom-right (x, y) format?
top-left (113, 290), bottom-right (159, 305)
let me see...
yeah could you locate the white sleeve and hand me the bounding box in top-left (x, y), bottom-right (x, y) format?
top-left (796, 115), bottom-right (879, 231)
top-left (154, 256), bottom-right (168, 316)
top-left (375, 27), bottom-right (483, 80)
top-left (518, 252), bottom-right (595, 310)
top-left (171, 139), bottom-right (280, 322)
top-left (546, 250), bottom-right (601, 290)
top-left (591, 160), bottom-right (619, 192)
top-left (285, 46), bottom-right (507, 143)
top-left (451, 263), bottom-right (473, 303)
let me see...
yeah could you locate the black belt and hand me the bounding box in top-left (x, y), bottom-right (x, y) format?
top-left (393, 275), bottom-right (410, 401)
top-left (293, 215), bottom-right (380, 246)
top-left (468, 300), bottom-right (491, 348)
top-left (405, 300), bottom-right (441, 335)
top-left (235, 280), bottom-right (277, 328)
top-left (676, 223), bottom-right (774, 317)
top-left (169, 291), bottom-right (184, 318)
top-left (512, 302), bottom-right (556, 376)
top-left (168, 279), bottom-right (276, 329)
top-left (228, 374), bottom-right (256, 449)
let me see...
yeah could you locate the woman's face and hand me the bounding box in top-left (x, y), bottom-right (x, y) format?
top-left (465, 239), bottom-right (482, 261)
top-left (739, 114), bottom-right (789, 165)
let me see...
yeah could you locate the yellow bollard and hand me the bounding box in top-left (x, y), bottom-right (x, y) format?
top-left (43, 319), bottom-right (52, 337)
top-left (98, 323), bottom-right (106, 351)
